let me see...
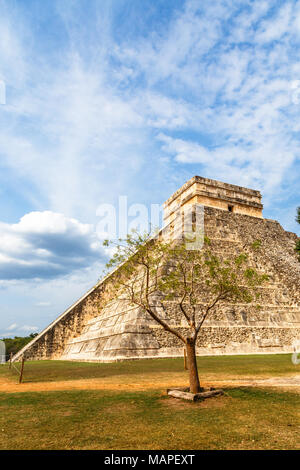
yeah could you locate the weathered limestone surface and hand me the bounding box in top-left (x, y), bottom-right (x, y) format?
top-left (163, 176), bottom-right (264, 225)
top-left (13, 177), bottom-right (300, 362)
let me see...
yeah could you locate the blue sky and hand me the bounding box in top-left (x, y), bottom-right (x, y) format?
top-left (0, 0), bottom-right (299, 337)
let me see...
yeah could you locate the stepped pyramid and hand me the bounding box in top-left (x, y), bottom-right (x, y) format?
top-left (14, 176), bottom-right (300, 362)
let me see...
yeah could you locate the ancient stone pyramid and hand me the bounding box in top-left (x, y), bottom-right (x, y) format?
top-left (14, 176), bottom-right (300, 362)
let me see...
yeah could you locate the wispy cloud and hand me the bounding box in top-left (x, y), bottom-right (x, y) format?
top-left (117, 1), bottom-right (300, 202)
top-left (35, 302), bottom-right (52, 307)
top-left (6, 323), bottom-right (18, 331)
top-left (19, 325), bottom-right (38, 333)
top-left (1, 323), bottom-right (38, 337)
top-left (0, 0), bottom-right (299, 332)
top-left (1, 0), bottom-right (299, 217)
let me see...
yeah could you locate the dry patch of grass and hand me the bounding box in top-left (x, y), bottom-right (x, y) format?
top-left (0, 354), bottom-right (299, 395)
top-left (160, 394), bottom-right (231, 410)
top-left (0, 354), bottom-right (297, 386)
top-left (0, 355), bottom-right (299, 450)
top-left (0, 388), bottom-right (299, 450)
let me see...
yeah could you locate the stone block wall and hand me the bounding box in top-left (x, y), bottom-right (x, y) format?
top-left (13, 205), bottom-right (300, 362)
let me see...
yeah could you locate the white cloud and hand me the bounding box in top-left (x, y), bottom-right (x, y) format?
top-left (1, 323), bottom-right (38, 336)
top-left (157, 132), bottom-right (296, 201)
top-left (19, 325), bottom-right (38, 333)
top-left (158, 134), bottom-right (211, 164)
top-left (255, 3), bottom-right (292, 43)
top-left (0, 1), bottom-right (299, 276)
top-left (0, 211), bottom-right (104, 280)
top-left (1, 0), bottom-right (299, 222)
top-left (6, 323), bottom-right (18, 331)
top-left (35, 302), bottom-right (52, 307)
top-left (0, 0), bottom-right (299, 336)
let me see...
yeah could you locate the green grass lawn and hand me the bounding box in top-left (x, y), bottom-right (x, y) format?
top-left (0, 387), bottom-right (299, 450)
top-left (0, 354), bottom-right (299, 450)
top-left (0, 353), bottom-right (297, 383)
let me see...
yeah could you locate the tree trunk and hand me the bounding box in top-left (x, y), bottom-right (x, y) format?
top-left (186, 338), bottom-right (201, 393)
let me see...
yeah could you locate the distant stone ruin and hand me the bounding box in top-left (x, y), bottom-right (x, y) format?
top-left (13, 176), bottom-right (300, 362)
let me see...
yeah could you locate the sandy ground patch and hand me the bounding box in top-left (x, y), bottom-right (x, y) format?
top-left (0, 372), bottom-right (299, 394)
top-left (161, 394), bottom-right (231, 410)
top-left (212, 376), bottom-right (300, 393)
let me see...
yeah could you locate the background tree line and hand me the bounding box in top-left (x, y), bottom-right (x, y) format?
top-left (1, 333), bottom-right (38, 359)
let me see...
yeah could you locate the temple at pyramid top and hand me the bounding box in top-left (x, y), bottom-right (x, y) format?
top-left (11, 173), bottom-right (299, 363)
top-left (163, 176), bottom-right (263, 226)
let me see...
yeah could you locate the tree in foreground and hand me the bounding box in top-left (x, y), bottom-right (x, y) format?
top-left (104, 231), bottom-right (268, 394)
